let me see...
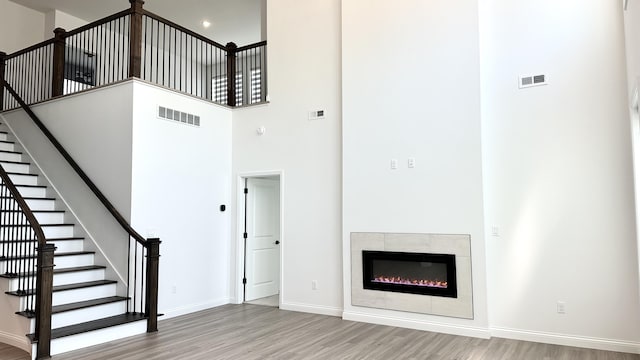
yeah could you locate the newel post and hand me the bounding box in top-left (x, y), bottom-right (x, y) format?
top-left (226, 42), bottom-right (237, 107)
top-left (0, 51), bottom-right (6, 111)
top-left (52, 28), bottom-right (66, 97)
top-left (129, 0), bottom-right (145, 78)
top-left (145, 238), bottom-right (160, 333)
top-left (35, 243), bottom-right (55, 359)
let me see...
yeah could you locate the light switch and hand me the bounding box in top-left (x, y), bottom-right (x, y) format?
top-left (408, 158), bottom-right (415, 168)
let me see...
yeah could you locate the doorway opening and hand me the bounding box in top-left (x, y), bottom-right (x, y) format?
top-left (239, 174), bottom-right (281, 307)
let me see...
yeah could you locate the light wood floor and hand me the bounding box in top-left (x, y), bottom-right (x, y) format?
top-left (1, 304), bottom-right (638, 360)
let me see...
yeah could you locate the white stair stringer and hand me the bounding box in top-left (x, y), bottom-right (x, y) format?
top-left (0, 121), bottom-right (148, 359)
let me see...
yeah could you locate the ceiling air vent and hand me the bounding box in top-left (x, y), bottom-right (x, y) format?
top-left (158, 106), bottom-right (200, 126)
top-left (519, 74), bottom-right (548, 89)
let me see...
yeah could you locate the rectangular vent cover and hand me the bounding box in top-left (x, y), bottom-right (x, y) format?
top-left (519, 74), bottom-right (548, 89)
top-left (158, 106), bottom-right (200, 126)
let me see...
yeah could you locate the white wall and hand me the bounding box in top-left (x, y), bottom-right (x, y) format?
top-left (2, 82), bottom-right (135, 286)
top-left (624, 1), bottom-right (640, 97)
top-left (44, 9), bottom-right (88, 38)
top-left (480, 0), bottom-right (640, 351)
top-left (0, 0), bottom-right (44, 53)
top-left (130, 81), bottom-right (233, 318)
top-left (231, 0), bottom-right (343, 315)
top-left (342, 0), bottom-right (488, 336)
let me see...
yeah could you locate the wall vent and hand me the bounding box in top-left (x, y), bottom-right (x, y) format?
top-left (158, 106), bottom-right (200, 126)
top-left (519, 74), bottom-right (548, 89)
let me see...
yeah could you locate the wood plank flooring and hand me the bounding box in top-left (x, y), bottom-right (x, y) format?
top-left (1, 304), bottom-right (638, 359)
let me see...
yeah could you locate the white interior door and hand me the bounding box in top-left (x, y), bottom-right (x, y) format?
top-left (245, 178), bottom-right (281, 302)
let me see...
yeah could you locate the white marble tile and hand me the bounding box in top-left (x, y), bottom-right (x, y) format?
top-left (429, 234), bottom-right (471, 257)
top-left (431, 294), bottom-right (473, 319)
top-left (384, 233), bottom-right (430, 252)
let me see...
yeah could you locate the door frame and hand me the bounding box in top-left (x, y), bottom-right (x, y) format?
top-left (234, 170), bottom-right (284, 305)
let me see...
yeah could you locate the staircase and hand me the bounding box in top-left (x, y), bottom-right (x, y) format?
top-left (0, 122), bottom-right (148, 359)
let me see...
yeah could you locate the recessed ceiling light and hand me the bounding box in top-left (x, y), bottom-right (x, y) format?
top-left (202, 20), bottom-right (211, 28)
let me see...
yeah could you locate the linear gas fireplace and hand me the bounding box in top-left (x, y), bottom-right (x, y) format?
top-left (362, 251), bottom-right (457, 298)
top-left (351, 233), bottom-right (473, 319)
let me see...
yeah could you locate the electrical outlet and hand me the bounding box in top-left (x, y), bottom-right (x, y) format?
top-left (390, 159), bottom-right (398, 170)
top-left (491, 226), bottom-right (499, 237)
top-left (557, 301), bottom-right (566, 314)
top-left (311, 280), bottom-right (318, 290)
top-left (408, 157), bottom-right (415, 168)
top-left (171, 285), bottom-right (177, 294)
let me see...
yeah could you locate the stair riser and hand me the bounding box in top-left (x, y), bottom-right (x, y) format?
top-left (42, 226), bottom-right (74, 238)
top-left (42, 301), bottom-right (127, 331)
top-left (34, 212), bottom-right (65, 224)
top-left (0, 152), bottom-right (22, 162)
top-left (0, 143), bottom-right (15, 152)
top-left (7, 174), bottom-right (38, 186)
top-left (0, 133), bottom-right (8, 141)
top-left (16, 187), bottom-right (46, 198)
top-left (54, 254), bottom-right (95, 269)
top-left (47, 319), bottom-right (147, 358)
top-left (0, 162), bottom-right (30, 174)
top-left (0, 239), bottom-right (83, 254)
top-left (6, 269), bottom-right (105, 292)
top-left (52, 283), bottom-right (117, 305)
top-left (24, 198), bottom-right (54, 211)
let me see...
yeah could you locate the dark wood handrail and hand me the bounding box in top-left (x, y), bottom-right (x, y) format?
top-left (64, 9), bottom-right (131, 37)
top-left (0, 79), bottom-right (147, 246)
top-left (5, 39), bottom-right (55, 60)
top-left (236, 41), bottom-right (267, 52)
top-left (141, 10), bottom-right (227, 50)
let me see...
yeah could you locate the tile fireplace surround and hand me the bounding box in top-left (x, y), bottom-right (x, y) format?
top-left (351, 232), bottom-right (473, 319)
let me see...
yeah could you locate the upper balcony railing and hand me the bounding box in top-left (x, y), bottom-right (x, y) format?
top-left (0, 0), bottom-right (267, 111)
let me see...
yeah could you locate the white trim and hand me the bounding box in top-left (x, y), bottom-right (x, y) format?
top-left (0, 117), bottom-right (128, 286)
top-left (235, 170), bottom-right (284, 306)
top-left (343, 310), bottom-right (490, 339)
top-left (160, 298), bottom-right (232, 320)
top-left (491, 327), bottom-right (640, 354)
top-left (281, 302), bottom-right (343, 317)
top-left (0, 330), bottom-right (31, 355)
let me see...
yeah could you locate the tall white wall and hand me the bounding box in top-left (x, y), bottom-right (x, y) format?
top-left (0, 0), bottom-right (44, 53)
top-left (44, 9), bottom-right (88, 39)
top-left (130, 81), bottom-right (233, 318)
top-left (480, 0), bottom-right (640, 351)
top-left (624, 1), bottom-right (640, 97)
top-left (342, 0), bottom-right (488, 336)
top-left (231, 0), bottom-right (343, 314)
top-left (2, 83), bottom-right (134, 284)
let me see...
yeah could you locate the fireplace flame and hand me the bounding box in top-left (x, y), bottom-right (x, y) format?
top-left (372, 276), bottom-right (448, 289)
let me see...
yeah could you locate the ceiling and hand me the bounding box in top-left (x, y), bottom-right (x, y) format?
top-left (10, 0), bottom-right (264, 46)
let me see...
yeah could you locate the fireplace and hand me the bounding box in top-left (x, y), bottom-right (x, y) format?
top-left (362, 251), bottom-right (457, 298)
top-left (351, 233), bottom-right (473, 319)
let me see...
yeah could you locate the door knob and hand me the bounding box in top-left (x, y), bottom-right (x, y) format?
top-left (275, 240), bottom-right (280, 245)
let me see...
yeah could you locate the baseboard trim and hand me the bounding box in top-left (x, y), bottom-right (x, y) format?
top-left (0, 330), bottom-right (31, 355)
top-left (491, 327), bottom-right (640, 354)
top-left (280, 302), bottom-right (343, 317)
top-left (160, 298), bottom-right (231, 320)
top-left (342, 311), bottom-right (491, 339)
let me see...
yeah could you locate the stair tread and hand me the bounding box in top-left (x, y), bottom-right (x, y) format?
top-left (0, 150), bottom-right (21, 155)
top-left (0, 265), bottom-right (106, 279)
top-left (5, 279), bottom-right (117, 296)
top-left (0, 237), bottom-right (83, 244)
top-left (16, 296), bottom-right (129, 318)
top-left (0, 223), bottom-right (72, 227)
top-left (14, 184), bottom-right (46, 189)
top-left (1, 250), bottom-right (95, 261)
top-left (6, 172), bottom-right (36, 177)
top-left (27, 313), bottom-right (147, 342)
top-left (0, 196), bottom-right (54, 200)
top-left (0, 160), bottom-right (29, 165)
